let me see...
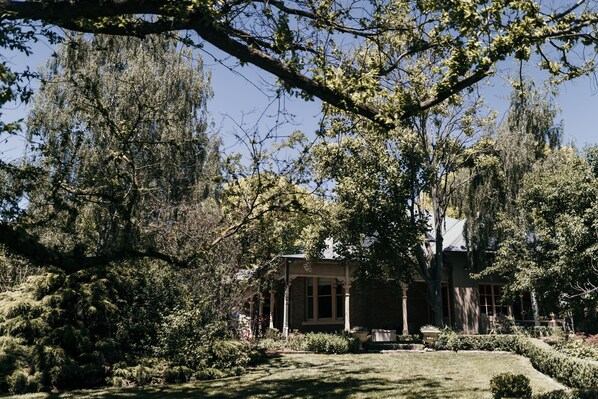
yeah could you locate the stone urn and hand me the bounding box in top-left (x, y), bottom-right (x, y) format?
top-left (351, 328), bottom-right (370, 350)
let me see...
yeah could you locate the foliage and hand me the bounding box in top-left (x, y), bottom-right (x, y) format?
top-left (533, 389), bottom-right (598, 399)
top-left (0, 247), bottom-right (40, 291)
top-left (2, 32), bottom-right (221, 272)
top-left (0, 0), bottom-right (596, 278)
top-left (0, 261), bottom-right (185, 392)
top-left (490, 373), bottom-right (532, 399)
top-left (457, 82), bottom-right (563, 270)
top-left (479, 148), bottom-right (598, 323)
top-left (2, 1), bottom-right (597, 133)
top-left (258, 332), bottom-right (357, 354)
top-left (221, 173), bottom-right (324, 271)
top-left (435, 334), bottom-right (598, 389)
top-left (310, 86), bottom-right (492, 326)
top-left (551, 339), bottom-right (598, 363)
top-left (433, 331), bottom-right (522, 353)
top-left (110, 359), bottom-right (193, 387)
top-left (305, 333), bottom-right (358, 354)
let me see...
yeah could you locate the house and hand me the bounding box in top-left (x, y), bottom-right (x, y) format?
top-left (245, 217), bottom-right (538, 337)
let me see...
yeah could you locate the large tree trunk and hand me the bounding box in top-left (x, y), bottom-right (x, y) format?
top-left (531, 289), bottom-right (541, 327)
top-left (428, 187), bottom-right (445, 327)
top-left (429, 223), bottom-right (445, 327)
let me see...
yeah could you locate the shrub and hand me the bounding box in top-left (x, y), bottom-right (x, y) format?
top-left (258, 332), bottom-right (358, 354)
top-left (110, 360), bottom-right (179, 387)
top-left (263, 328), bottom-right (281, 340)
top-left (552, 339), bottom-right (598, 362)
top-left (305, 333), bottom-right (357, 354)
top-left (7, 369), bottom-right (28, 395)
top-left (432, 328), bottom-right (461, 351)
top-left (397, 334), bottom-right (422, 343)
top-left (433, 331), bottom-right (520, 352)
top-left (209, 340), bottom-right (250, 373)
top-left (286, 334), bottom-right (308, 351)
top-left (155, 307), bottom-right (230, 369)
top-left (490, 373), bottom-right (532, 399)
top-left (533, 389), bottom-right (598, 399)
top-left (111, 364), bottom-right (156, 387)
top-left (516, 338), bottom-right (598, 389)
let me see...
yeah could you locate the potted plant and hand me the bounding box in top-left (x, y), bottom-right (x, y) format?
top-left (420, 325), bottom-right (441, 346)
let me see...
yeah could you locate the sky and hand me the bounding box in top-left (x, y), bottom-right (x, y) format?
top-left (1, 37), bottom-right (597, 164)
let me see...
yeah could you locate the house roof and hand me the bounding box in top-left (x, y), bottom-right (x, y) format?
top-left (439, 216), bottom-right (468, 252)
top-left (283, 217), bottom-right (469, 261)
top-left (283, 238), bottom-right (340, 260)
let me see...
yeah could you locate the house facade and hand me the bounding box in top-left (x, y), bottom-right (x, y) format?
top-left (246, 217), bottom-right (537, 337)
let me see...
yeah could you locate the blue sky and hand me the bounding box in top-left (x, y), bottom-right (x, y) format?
top-left (1, 38), bottom-right (597, 164)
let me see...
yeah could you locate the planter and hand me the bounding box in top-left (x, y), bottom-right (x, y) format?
top-left (352, 331), bottom-right (369, 350)
top-left (420, 326), bottom-right (441, 347)
top-left (352, 331), bottom-right (369, 343)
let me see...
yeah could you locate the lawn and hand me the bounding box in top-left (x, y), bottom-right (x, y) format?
top-left (12, 351), bottom-right (566, 399)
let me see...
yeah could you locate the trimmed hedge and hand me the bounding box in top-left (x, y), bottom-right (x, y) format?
top-left (258, 332), bottom-right (358, 354)
top-left (434, 332), bottom-right (598, 389)
top-left (305, 333), bottom-right (358, 354)
top-left (533, 389), bottom-right (598, 399)
top-left (518, 338), bottom-right (598, 389)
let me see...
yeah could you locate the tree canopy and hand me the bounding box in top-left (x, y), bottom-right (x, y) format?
top-left (1, 0), bottom-right (597, 129)
top-left (1, 33), bottom-right (223, 272)
top-left (478, 147), bottom-right (598, 327)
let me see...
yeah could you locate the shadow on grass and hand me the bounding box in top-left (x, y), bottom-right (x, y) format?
top-left (42, 356), bottom-right (488, 399)
top-left (45, 378), bottom-right (474, 399)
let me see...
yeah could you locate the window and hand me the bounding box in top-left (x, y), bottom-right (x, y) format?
top-left (479, 284), bottom-right (510, 317)
top-left (306, 277), bottom-right (344, 321)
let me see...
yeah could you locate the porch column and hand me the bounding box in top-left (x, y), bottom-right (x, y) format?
top-left (283, 258), bottom-right (290, 338)
top-left (343, 284), bottom-right (352, 332)
top-left (258, 298), bottom-right (264, 337)
top-left (282, 283), bottom-right (290, 338)
top-left (401, 283), bottom-right (409, 336)
top-left (248, 297), bottom-right (255, 338)
top-left (268, 289), bottom-right (276, 330)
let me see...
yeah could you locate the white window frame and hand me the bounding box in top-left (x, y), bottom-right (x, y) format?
top-left (479, 284), bottom-right (512, 318)
top-left (305, 277), bottom-right (344, 324)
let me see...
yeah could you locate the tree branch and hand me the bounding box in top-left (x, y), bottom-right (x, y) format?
top-left (0, 222), bottom-right (182, 273)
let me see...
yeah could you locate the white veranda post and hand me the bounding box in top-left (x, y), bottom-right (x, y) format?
top-left (401, 283), bottom-right (409, 336)
top-left (343, 264), bottom-right (351, 332)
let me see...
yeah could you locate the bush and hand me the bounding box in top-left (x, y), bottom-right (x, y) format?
top-left (516, 338), bottom-right (598, 389)
top-left (7, 369), bottom-right (28, 395)
top-left (490, 373), bottom-right (532, 399)
top-left (434, 333), bottom-right (598, 389)
top-left (552, 339), bottom-right (598, 362)
top-left (305, 333), bottom-right (357, 354)
top-left (433, 331), bottom-right (521, 352)
top-left (533, 389), bottom-right (598, 399)
top-left (209, 340), bottom-right (250, 373)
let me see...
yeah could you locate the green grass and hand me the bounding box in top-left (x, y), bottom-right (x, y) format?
top-left (10, 351), bottom-right (566, 399)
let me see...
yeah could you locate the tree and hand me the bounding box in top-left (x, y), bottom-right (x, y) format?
top-left (311, 82), bottom-right (490, 325)
top-left (456, 81), bottom-right (563, 269)
top-left (2, 33), bottom-right (224, 272)
top-left (1, 1), bottom-right (598, 272)
top-left (0, 34), bottom-right (249, 393)
top-left (478, 148), bottom-right (598, 329)
top-left (222, 172), bottom-right (325, 269)
top-left (1, 0), bottom-right (597, 129)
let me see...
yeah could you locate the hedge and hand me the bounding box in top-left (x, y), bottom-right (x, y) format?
top-left (533, 389), bottom-right (598, 399)
top-left (434, 332), bottom-right (598, 389)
